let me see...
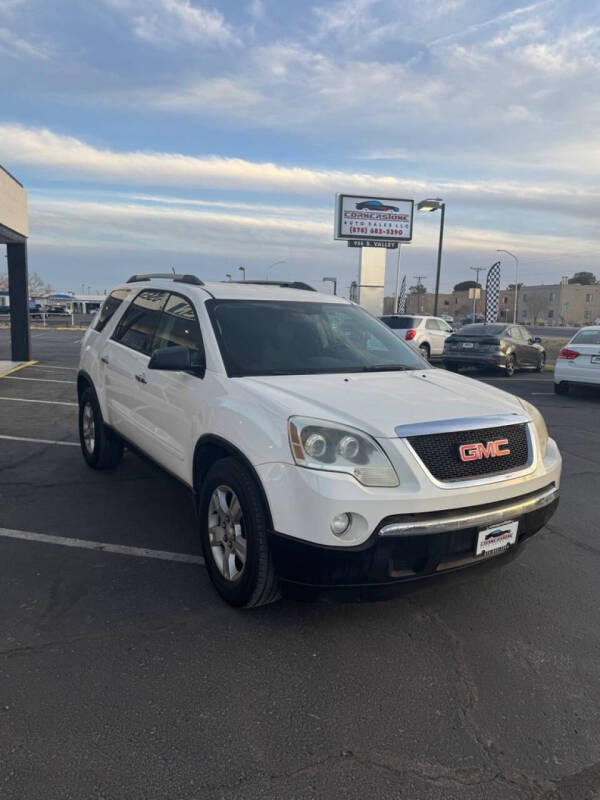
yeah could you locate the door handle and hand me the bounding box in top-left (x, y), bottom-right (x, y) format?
top-left (135, 373), bottom-right (147, 385)
top-left (100, 356), bottom-right (109, 365)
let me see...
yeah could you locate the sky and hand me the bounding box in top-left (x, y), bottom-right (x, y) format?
top-left (0, 0), bottom-right (598, 296)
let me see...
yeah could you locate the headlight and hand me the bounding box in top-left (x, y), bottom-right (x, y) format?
top-left (288, 417), bottom-right (399, 487)
top-left (518, 398), bottom-right (548, 458)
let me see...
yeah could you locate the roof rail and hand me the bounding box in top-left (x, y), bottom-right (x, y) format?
top-left (126, 273), bottom-right (204, 286)
top-left (227, 280), bottom-right (316, 292)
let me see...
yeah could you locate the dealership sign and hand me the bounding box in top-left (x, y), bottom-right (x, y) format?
top-left (335, 194), bottom-right (414, 244)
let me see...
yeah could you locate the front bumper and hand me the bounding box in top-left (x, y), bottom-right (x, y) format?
top-left (269, 484), bottom-right (559, 587)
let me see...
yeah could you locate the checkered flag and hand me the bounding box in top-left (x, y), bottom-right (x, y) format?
top-left (485, 261), bottom-right (501, 323)
top-left (397, 275), bottom-right (407, 313)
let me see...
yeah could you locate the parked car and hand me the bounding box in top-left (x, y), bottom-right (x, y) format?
top-left (554, 326), bottom-right (600, 395)
top-left (443, 323), bottom-right (545, 376)
top-left (380, 314), bottom-right (454, 360)
top-left (78, 275), bottom-right (561, 607)
top-left (355, 200), bottom-right (399, 212)
top-left (46, 305), bottom-right (70, 315)
top-left (462, 313), bottom-right (485, 326)
top-left (440, 313), bottom-right (454, 324)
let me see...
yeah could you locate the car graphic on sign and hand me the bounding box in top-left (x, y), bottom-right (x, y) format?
top-left (355, 200), bottom-right (399, 212)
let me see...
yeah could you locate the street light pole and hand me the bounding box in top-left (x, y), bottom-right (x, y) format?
top-left (225, 273), bottom-right (232, 281)
top-left (238, 266), bottom-right (246, 281)
top-left (496, 249), bottom-right (519, 323)
top-left (417, 199), bottom-right (445, 317)
top-left (470, 266), bottom-right (486, 317)
top-left (265, 260), bottom-right (286, 280)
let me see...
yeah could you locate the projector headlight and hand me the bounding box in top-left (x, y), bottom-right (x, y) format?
top-left (518, 398), bottom-right (548, 458)
top-left (288, 417), bottom-right (399, 487)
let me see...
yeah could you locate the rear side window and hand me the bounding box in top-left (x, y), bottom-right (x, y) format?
top-left (94, 289), bottom-right (129, 332)
top-left (152, 293), bottom-right (205, 367)
top-left (572, 329), bottom-right (600, 345)
top-left (425, 319), bottom-right (440, 330)
top-left (381, 316), bottom-right (419, 330)
top-left (112, 290), bottom-right (168, 354)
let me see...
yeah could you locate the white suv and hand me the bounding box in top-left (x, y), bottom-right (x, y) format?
top-left (78, 274), bottom-right (561, 607)
top-left (380, 314), bottom-right (454, 359)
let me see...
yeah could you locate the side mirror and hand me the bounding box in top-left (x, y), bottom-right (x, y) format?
top-left (533, 336), bottom-right (542, 344)
top-left (148, 345), bottom-right (193, 371)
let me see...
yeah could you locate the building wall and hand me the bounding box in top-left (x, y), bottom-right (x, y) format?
top-left (0, 166), bottom-right (28, 238)
top-left (384, 283), bottom-right (600, 325)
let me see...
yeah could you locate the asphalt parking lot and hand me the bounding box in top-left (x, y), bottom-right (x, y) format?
top-left (1, 329), bottom-right (600, 800)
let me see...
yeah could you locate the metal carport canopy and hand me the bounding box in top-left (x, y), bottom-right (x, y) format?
top-left (0, 165), bottom-right (30, 361)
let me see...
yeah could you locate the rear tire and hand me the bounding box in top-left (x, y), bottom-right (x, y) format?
top-left (78, 387), bottom-right (124, 469)
top-left (198, 457), bottom-right (280, 608)
top-left (505, 354), bottom-right (516, 377)
top-left (419, 343), bottom-right (430, 361)
top-left (554, 381), bottom-right (569, 395)
top-left (535, 353), bottom-right (546, 373)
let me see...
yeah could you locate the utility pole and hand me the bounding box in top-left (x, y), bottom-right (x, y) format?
top-left (413, 275), bottom-right (426, 314)
top-left (470, 267), bottom-right (486, 316)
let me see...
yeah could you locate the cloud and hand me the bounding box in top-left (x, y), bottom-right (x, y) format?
top-left (2, 123), bottom-right (600, 224)
top-left (28, 196), bottom-right (599, 275)
top-left (0, 26), bottom-right (48, 59)
top-left (105, 0), bottom-right (238, 47)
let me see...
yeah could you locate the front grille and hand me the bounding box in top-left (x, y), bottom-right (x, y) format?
top-left (407, 423), bottom-right (529, 482)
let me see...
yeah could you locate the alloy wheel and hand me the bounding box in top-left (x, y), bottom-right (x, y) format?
top-left (207, 485), bottom-right (247, 581)
top-left (82, 402), bottom-right (96, 454)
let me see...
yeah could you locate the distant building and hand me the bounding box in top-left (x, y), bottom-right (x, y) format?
top-left (383, 281), bottom-right (600, 326)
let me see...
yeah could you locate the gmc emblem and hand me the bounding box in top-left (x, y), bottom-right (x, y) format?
top-left (459, 439), bottom-right (511, 462)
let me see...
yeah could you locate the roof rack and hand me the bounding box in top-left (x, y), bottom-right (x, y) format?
top-left (226, 280), bottom-right (316, 292)
top-left (126, 273), bottom-right (204, 286)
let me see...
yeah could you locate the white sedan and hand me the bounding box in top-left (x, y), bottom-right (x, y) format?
top-left (554, 326), bottom-right (600, 395)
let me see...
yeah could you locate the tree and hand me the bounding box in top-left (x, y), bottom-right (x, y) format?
top-left (453, 280), bottom-right (481, 292)
top-left (568, 271), bottom-right (597, 285)
top-left (506, 283), bottom-right (524, 290)
top-left (524, 293), bottom-right (547, 325)
top-left (0, 272), bottom-right (53, 295)
top-left (409, 284), bottom-right (427, 294)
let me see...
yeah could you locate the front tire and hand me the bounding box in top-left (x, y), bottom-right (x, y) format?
top-left (505, 354), bottom-right (516, 377)
top-left (78, 387), bottom-right (124, 469)
top-left (536, 353), bottom-right (546, 373)
top-left (198, 457), bottom-right (280, 607)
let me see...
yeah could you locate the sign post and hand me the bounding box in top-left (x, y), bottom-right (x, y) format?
top-left (334, 194), bottom-right (414, 316)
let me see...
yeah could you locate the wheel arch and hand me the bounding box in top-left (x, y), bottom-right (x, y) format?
top-left (77, 370), bottom-right (96, 403)
top-left (193, 435), bottom-right (274, 530)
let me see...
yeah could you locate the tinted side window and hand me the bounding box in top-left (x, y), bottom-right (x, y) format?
top-left (152, 293), bottom-right (205, 368)
top-left (425, 319), bottom-right (440, 330)
top-left (94, 289), bottom-right (129, 332)
top-left (112, 290), bottom-right (168, 354)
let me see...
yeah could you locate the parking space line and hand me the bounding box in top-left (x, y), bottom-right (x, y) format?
top-left (0, 527), bottom-right (205, 565)
top-left (0, 396), bottom-right (77, 407)
top-left (0, 360), bottom-right (38, 377)
top-left (2, 375), bottom-right (75, 384)
top-left (28, 364), bottom-right (77, 371)
top-left (0, 434), bottom-right (79, 446)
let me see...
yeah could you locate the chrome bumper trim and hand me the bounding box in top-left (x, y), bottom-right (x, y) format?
top-left (379, 484), bottom-right (558, 537)
top-left (394, 413), bottom-right (529, 438)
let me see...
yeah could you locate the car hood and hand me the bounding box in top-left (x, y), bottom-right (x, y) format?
top-left (238, 369), bottom-right (526, 438)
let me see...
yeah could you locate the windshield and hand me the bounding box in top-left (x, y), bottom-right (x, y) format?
top-left (207, 300), bottom-right (426, 377)
top-left (458, 324), bottom-right (506, 336)
top-left (380, 316), bottom-right (419, 330)
top-left (572, 329), bottom-right (600, 345)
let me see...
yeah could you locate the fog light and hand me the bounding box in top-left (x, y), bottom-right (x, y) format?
top-left (331, 513), bottom-right (351, 536)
